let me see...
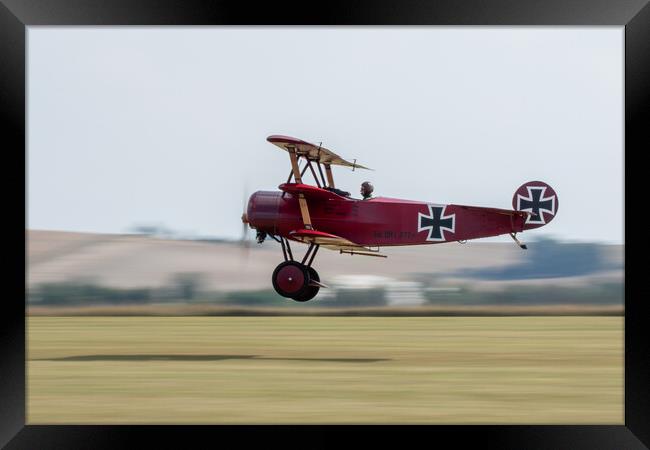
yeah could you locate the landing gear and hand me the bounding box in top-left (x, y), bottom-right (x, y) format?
top-left (272, 261), bottom-right (311, 299)
top-left (269, 237), bottom-right (323, 302)
top-left (292, 267), bottom-right (320, 302)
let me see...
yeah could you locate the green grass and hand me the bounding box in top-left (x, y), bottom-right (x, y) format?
top-left (27, 316), bottom-right (623, 424)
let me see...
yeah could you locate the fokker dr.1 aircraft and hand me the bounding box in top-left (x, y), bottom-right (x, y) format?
top-left (241, 135), bottom-right (559, 302)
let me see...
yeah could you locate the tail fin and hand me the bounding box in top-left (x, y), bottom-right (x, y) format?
top-left (512, 181), bottom-right (558, 230)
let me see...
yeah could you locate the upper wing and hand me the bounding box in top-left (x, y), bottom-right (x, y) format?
top-left (267, 135), bottom-right (371, 170)
top-left (288, 229), bottom-right (386, 257)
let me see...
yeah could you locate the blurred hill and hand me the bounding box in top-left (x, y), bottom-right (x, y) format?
top-left (27, 230), bottom-right (623, 309)
top-left (26, 229), bottom-right (523, 290)
top-left (460, 236), bottom-right (622, 280)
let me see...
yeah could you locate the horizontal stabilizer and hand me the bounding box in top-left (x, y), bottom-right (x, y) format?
top-left (455, 204), bottom-right (532, 219)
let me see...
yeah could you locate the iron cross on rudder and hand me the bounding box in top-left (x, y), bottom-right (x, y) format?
top-left (517, 186), bottom-right (555, 224)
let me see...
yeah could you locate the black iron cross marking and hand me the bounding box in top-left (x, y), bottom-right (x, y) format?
top-left (517, 187), bottom-right (555, 224)
top-left (418, 205), bottom-right (455, 241)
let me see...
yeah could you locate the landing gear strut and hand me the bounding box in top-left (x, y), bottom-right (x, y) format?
top-left (270, 237), bottom-right (322, 302)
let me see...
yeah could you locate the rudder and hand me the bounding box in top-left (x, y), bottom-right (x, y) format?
top-left (512, 181), bottom-right (559, 230)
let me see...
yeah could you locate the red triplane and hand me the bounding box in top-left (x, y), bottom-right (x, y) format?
top-left (242, 135), bottom-right (559, 301)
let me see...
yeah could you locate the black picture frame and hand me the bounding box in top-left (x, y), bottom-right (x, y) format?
top-left (2, 1), bottom-right (648, 448)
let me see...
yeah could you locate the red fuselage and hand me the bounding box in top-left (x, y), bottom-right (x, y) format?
top-left (247, 188), bottom-right (537, 247)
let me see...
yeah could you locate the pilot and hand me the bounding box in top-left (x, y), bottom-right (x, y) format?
top-left (360, 181), bottom-right (374, 200)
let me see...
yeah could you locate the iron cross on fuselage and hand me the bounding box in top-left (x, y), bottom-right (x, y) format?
top-left (418, 205), bottom-right (455, 241)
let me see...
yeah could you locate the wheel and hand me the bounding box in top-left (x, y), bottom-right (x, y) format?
top-left (272, 261), bottom-right (310, 298)
top-left (291, 267), bottom-right (320, 302)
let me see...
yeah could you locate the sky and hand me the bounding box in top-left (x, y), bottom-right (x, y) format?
top-left (27, 27), bottom-right (623, 244)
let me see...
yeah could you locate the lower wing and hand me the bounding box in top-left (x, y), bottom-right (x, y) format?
top-left (288, 229), bottom-right (386, 258)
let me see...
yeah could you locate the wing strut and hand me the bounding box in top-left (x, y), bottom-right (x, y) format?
top-left (288, 149), bottom-right (313, 230)
top-left (324, 163), bottom-right (335, 188)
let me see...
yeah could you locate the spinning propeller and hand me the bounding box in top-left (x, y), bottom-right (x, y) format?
top-left (239, 186), bottom-right (255, 266)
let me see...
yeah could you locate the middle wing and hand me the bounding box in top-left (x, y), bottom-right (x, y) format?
top-left (288, 229), bottom-right (387, 258)
top-left (278, 183), bottom-right (353, 201)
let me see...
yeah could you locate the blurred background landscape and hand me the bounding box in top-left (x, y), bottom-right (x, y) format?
top-left (27, 28), bottom-right (623, 316)
top-left (27, 228), bottom-right (623, 315)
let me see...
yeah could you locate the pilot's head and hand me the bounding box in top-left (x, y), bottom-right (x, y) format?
top-left (360, 181), bottom-right (374, 199)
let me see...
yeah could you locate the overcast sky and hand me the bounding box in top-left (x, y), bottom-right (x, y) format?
top-left (27, 27), bottom-right (623, 244)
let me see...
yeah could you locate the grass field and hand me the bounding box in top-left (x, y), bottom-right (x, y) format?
top-left (27, 316), bottom-right (623, 424)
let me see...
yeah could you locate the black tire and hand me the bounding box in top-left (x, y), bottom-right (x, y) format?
top-left (272, 261), bottom-right (310, 298)
top-left (291, 267), bottom-right (320, 302)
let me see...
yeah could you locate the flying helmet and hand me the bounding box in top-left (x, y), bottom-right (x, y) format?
top-left (361, 181), bottom-right (374, 198)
